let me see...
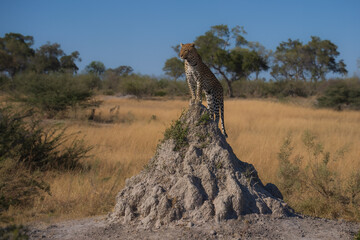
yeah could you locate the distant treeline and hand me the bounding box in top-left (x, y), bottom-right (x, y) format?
top-left (0, 30), bottom-right (359, 114)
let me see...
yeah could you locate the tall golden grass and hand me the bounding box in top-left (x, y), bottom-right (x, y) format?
top-left (6, 97), bottom-right (360, 223)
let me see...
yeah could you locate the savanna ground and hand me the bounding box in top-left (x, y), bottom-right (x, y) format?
top-left (2, 97), bottom-right (360, 235)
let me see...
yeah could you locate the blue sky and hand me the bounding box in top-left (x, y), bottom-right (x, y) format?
top-left (1, 0), bottom-right (360, 78)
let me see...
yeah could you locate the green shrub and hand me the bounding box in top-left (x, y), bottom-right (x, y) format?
top-left (105, 74), bottom-right (189, 97)
top-left (0, 158), bottom-right (50, 216)
top-left (11, 72), bottom-right (93, 117)
top-left (0, 106), bottom-right (92, 216)
top-left (119, 75), bottom-right (157, 97)
top-left (232, 79), bottom-right (314, 98)
top-left (163, 80), bottom-right (188, 96)
top-left (277, 130), bottom-right (360, 220)
top-left (103, 89), bottom-right (115, 96)
top-left (196, 111), bottom-right (211, 126)
top-left (0, 225), bottom-right (28, 240)
top-left (0, 106), bottom-right (91, 171)
top-left (355, 230), bottom-right (360, 240)
top-left (317, 78), bottom-right (360, 110)
top-left (154, 90), bottom-right (166, 97)
top-left (163, 119), bottom-right (189, 151)
top-left (277, 134), bottom-right (302, 196)
top-left (0, 75), bottom-right (11, 92)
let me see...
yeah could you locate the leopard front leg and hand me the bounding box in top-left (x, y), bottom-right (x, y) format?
top-left (186, 74), bottom-right (196, 105)
top-left (195, 80), bottom-right (203, 105)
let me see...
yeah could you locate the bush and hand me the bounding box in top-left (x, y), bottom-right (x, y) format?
top-left (0, 106), bottom-right (92, 216)
top-left (119, 75), bottom-right (157, 97)
top-left (0, 158), bottom-right (50, 216)
top-left (277, 131), bottom-right (360, 220)
top-left (0, 106), bottom-right (91, 171)
top-left (0, 225), bottom-right (28, 239)
top-left (11, 72), bottom-right (93, 117)
top-left (277, 134), bottom-right (302, 196)
top-left (163, 80), bottom-right (188, 96)
top-left (317, 78), bottom-right (360, 110)
top-left (100, 72), bottom-right (189, 97)
top-left (0, 75), bottom-right (11, 92)
top-left (116, 74), bottom-right (189, 97)
top-left (231, 79), bottom-right (314, 98)
top-left (163, 117), bottom-right (189, 151)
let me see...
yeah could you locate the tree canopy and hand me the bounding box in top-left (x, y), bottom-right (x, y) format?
top-left (0, 33), bottom-right (82, 76)
top-left (271, 36), bottom-right (347, 82)
top-left (85, 61), bottom-right (106, 76)
top-left (164, 26), bottom-right (348, 97)
top-left (0, 33), bottom-right (35, 77)
top-left (163, 57), bottom-right (184, 81)
top-left (164, 25), bottom-right (270, 97)
top-left (107, 65), bottom-right (133, 77)
top-left (60, 51), bottom-right (81, 74)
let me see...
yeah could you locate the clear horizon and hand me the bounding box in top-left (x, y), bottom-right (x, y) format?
top-left (1, 0), bottom-right (360, 79)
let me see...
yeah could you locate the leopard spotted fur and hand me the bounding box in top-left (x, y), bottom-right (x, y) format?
top-left (180, 43), bottom-right (227, 138)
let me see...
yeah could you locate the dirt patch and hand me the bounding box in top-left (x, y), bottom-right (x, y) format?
top-left (28, 214), bottom-right (359, 240)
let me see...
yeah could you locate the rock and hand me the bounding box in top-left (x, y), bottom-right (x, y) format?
top-left (107, 105), bottom-right (293, 228)
top-left (210, 230), bottom-right (217, 235)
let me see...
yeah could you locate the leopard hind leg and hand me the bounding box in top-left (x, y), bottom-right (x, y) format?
top-left (205, 93), bottom-right (215, 120)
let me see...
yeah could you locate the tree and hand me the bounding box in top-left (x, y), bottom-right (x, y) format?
top-left (194, 25), bottom-right (269, 97)
top-left (305, 36), bottom-right (347, 82)
top-left (193, 25), bottom-right (238, 97)
top-left (227, 47), bottom-right (269, 80)
top-left (0, 33), bottom-right (81, 76)
top-left (103, 65), bottom-right (134, 90)
top-left (248, 41), bottom-right (272, 79)
top-left (85, 61), bottom-right (106, 76)
top-left (271, 37), bottom-right (347, 82)
top-left (165, 25), bottom-right (270, 97)
top-left (60, 51), bottom-right (81, 74)
top-left (271, 39), bottom-right (308, 81)
top-left (0, 33), bottom-right (35, 77)
top-left (108, 65), bottom-right (133, 77)
top-left (32, 42), bottom-right (64, 73)
top-left (163, 57), bottom-right (184, 81)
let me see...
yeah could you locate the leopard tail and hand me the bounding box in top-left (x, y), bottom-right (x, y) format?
top-left (220, 102), bottom-right (228, 138)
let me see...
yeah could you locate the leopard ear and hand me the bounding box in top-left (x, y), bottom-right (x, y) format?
top-left (190, 43), bottom-right (195, 47)
top-left (180, 43), bottom-right (183, 47)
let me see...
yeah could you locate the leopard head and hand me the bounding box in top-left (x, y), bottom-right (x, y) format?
top-left (179, 43), bottom-right (197, 62)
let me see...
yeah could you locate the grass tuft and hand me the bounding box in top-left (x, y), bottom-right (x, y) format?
top-left (277, 130), bottom-right (360, 221)
top-left (163, 119), bottom-right (189, 151)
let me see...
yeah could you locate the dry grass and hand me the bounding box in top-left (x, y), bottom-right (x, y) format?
top-left (5, 97), bottom-right (360, 223)
top-left (225, 99), bottom-right (360, 182)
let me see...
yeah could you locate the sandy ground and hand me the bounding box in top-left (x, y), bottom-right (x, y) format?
top-left (28, 214), bottom-right (359, 240)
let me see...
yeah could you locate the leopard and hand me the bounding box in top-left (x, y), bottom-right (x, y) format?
top-left (180, 43), bottom-right (228, 138)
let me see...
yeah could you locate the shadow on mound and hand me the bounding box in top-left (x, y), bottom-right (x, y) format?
top-left (108, 105), bottom-right (294, 228)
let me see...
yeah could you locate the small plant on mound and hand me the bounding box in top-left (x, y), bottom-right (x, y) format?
top-left (355, 230), bottom-right (360, 240)
top-left (163, 119), bottom-right (189, 151)
top-left (196, 111), bottom-right (211, 126)
top-left (0, 224), bottom-right (29, 240)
